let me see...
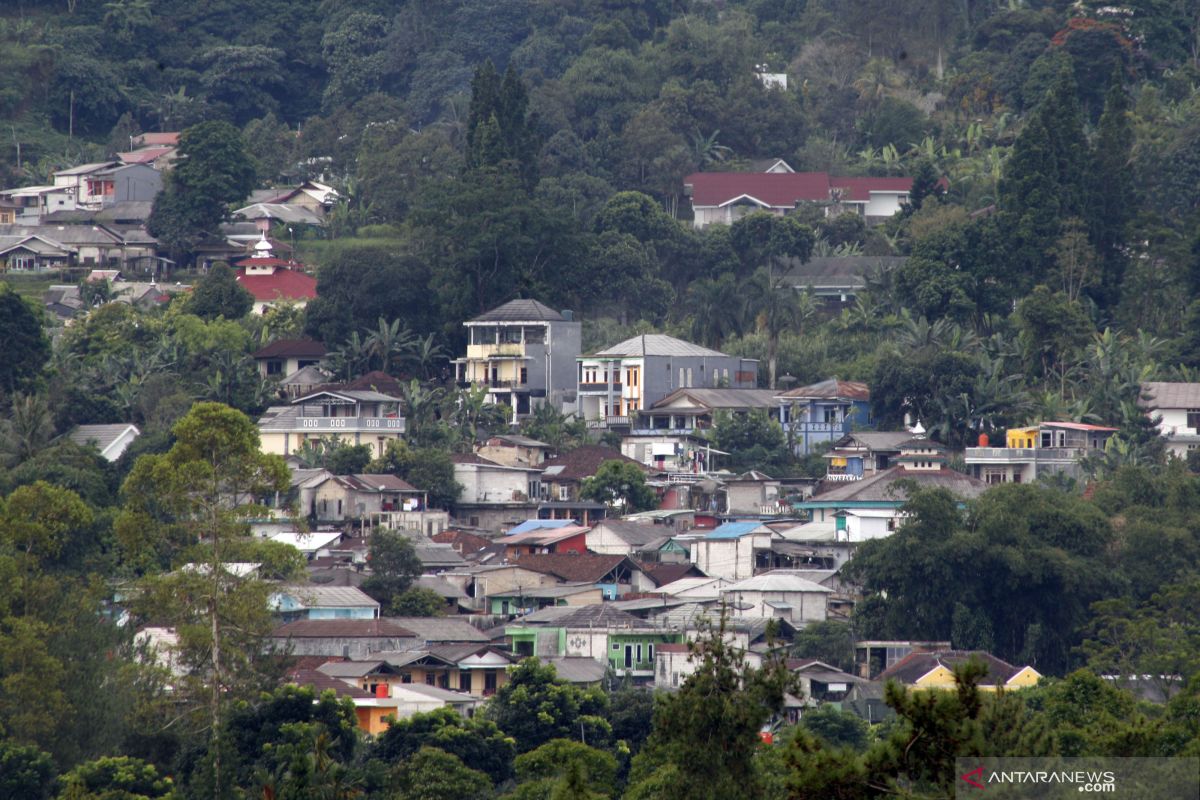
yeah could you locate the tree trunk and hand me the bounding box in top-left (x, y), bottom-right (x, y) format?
top-left (768, 334), bottom-right (778, 390)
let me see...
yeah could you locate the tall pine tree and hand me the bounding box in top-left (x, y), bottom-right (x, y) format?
top-left (998, 114), bottom-right (1061, 293)
top-left (464, 62), bottom-right (540, 188)
top-left (1088, 73), bottom-right (1134, 310)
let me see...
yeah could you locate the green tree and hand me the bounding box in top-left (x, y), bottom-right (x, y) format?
top-left (116, 403), bottom-right (289, 793)
top-left (367, 440), bottom-right (462, 510)
top-left (626, 610), bottom-right (794, 800)
top-left (485, 658), bottom-right (611, 753)
top-left (710, 410), bottom-right (791, 475)
top-left (390, 746), bottom-right (492, 800)
top-left (0, 285), bottom-right (50, 396)
top-left (376, 707), bottom-right (516, 785)
top-left (390, 587), bottom-right (446, 617)
top-left (465, 61), bottom-right (540, 187)
top-left (187, 263), bottom-right (253, 321)
top-left (148, 121), bottom-right (257, 263)
top-left (1087, 74), bottom-right (1134, 310)
top-left (580, 459), bottom-right (657, 512)
top-left (791, 620), bottom-right (855, 673)
top-left (359, 529), bottom-right (422, 611)
top-left (800, 704), bottom-right (869, 751)
top-left (0, 740), bottom-right (55, 800)
top-left (56, 756), bottom-right (174, 800)
top-left (506, 739), bottom-right (617, 800)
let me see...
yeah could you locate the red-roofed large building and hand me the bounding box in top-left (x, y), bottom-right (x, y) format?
top-left (235, 234), bottom-right (317, 314)
top-left (683, 170), bottom-right (914, 229)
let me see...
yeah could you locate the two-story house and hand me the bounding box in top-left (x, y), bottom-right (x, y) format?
top-left (821, 431), bottom-right (913, 481)
top-left (506, 604), bottom-right (682, 681)
top-left (718, 571), bottom-right (831, 625)
top-left (453, 299), bottom-right (582, 422)
top-left (578, 335), bottom-right (759, 430)
top-left (257, 389), bottom-right (406, 460)
top-left (963, 422), bottom-right (1117, 484)
top-left (538, 444), bottom-right (646, 525)
top-left (451, 454), bottom-right (542, 533)
top-left (1139, 382), bottom-right (1200, 459)
top-left (253, 339), bottom-right (328, 380)
top-left (777, 379), bottom-right (873, 455)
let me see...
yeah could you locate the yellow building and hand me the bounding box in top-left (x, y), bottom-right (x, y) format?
top-left (878, 650), bottom-right (1041, 692)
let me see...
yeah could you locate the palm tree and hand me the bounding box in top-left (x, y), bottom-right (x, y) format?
top-left (742, 268), bottom-right (816, 389)
top-left (400, 379), bottom-right (446, 447)
top-left (691, 129), bottom-right (732, 168)
top-left (404, 333), bottom-right (447, 381)
top-left (328, 332), bottom-right (371, 381)
top-left (0, 394), bottom-right (53, 466)
top-left (364, 317), bottom-right (412, 374)
top-left (686, 275), bottom-right (742, 349)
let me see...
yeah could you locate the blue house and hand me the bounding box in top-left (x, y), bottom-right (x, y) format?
top-left (776, 379), bottom-right (873, 455)
top-left (270, 585), bottom-right (381, 622)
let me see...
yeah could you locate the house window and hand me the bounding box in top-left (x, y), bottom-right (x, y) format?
top-left (402, 674), bottom-right (412, 683)
top-left (686, 368), bottom-right (693, 387)
top-left (425, 673), bottom-right (436, 686)
top-left (484, 671), bottom-right (497, 695)
top-left (266, 360), bottom-right (283, 375)
top-left (558, 485), bottom-right (569, 501)
top-left (612, 643), bottom-right (620, 650)
top-left (520, 367), bottom-right (528, 384)
top-left (460, 672), bottom-right (472, 692)
top-left (1188, 410), bottom-right (1200, 430)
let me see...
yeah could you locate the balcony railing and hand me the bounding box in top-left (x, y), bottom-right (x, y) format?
top-left (825, 473), bottom-right (861, 482)
top-left (579, 382), bottom-right (621, 393)
top-left (965, 446), bottom-right (1088, 462)
top-left (466, 343), bottom-right (526, 358)
top-left (587, 415), bottom-right (631, 429)
top-left (287, 417), bottom-right (407, 433)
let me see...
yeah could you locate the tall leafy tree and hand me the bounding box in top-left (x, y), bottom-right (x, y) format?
top-left (0, 285), bottom-right (50, 396)
top-left (148, 121), bottom-right (257, 263)
top-left (117, 403), bottom-right (289, 796)
top-left (187, 263), bottom-right (253, 321)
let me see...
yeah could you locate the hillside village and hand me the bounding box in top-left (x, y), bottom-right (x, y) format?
top-left (3, 0), bottom-right (1200, 798)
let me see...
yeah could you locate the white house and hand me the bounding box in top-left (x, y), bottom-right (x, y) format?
top-left (451, 454), bottom-right (542, 533)
top-left (719, 571), bottom-right (831, 625)
top-left (687, 521), bottom-right (777, 581)
top-left (1140, 382), bottom-right (1200, 459)
top-left (68, 423), bottom-right (141, 461)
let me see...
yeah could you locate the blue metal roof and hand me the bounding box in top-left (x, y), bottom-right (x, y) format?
top-left (507, 519), bottom-right (578, 535)
top-left (705, 521), bottom-right (764, 539)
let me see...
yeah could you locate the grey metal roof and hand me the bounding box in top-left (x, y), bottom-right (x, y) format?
top-left (469, 299), bottom-right (565, 323)
top-left (807, 466), bottom-right (987, 504)
top-left (234, 202), bottom-right (325, 225)
top-left (541, 656), bottom-right (607, 683)
top-left (590, 520), bottom-right (665, 547)
top-left (276, 585), bottom-right (381, 608)
top-left (1140, 381), bottom-right (1200, 410)
top-left (68, 423), bottom-right (139, 454)
top-left (780, 256), bottom-right (906, 291)
top-left (649, 388), bottom-right (780, 411)
top-left (833, 432), bottom-right (914, 451)
top-left (591, 334), bottom-right (729, 358)
top-left (317, 660), bottom-right (393, 678)
top-left (383, 617), bottom-right (490, 643)
top-left (721, 571), bottom-right (833, 594)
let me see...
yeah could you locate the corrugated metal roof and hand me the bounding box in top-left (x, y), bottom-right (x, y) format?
top-left (275, 585), bottom-right (380, 609)
top-left (507, 519), bottom-right (578, 534)
top-left (721, 571), bottom-right (833, 594)
top-left (541, 656), bottom-right (607, 683)
top-left (650, 388), bottom-right (779, 411)
top-left (704, 521), bottom-right (768, 539)
top-left (778, 378), bottom-right (870, 401)
top-left (591, 334), bottom-right (729, 358)
top-left (384, 617), bottom-right (490, 643)
top-left (1141, 381), bottom-right (1200, 410)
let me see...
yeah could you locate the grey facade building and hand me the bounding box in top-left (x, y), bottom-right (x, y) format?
top-left (453, 299), bottom-right (582, 421)
top-left (577, 334), bottom-right (759, 428)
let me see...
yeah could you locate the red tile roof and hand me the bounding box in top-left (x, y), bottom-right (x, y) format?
top-left (685, 171), bottom-right (834, 207)
top-left (235, 267), bottom-right (317, 302)
top-left (684, 171), bottom-right (913, 208)
top-left (829, 176), bottom-right (914, 202)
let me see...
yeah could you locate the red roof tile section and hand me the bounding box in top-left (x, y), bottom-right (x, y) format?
top-left (235, 267), bottom-right (317, 302)
top-left (540, 444), bottom-right (647, 482)
top-left (684, 171), bottom-right (913, 207)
